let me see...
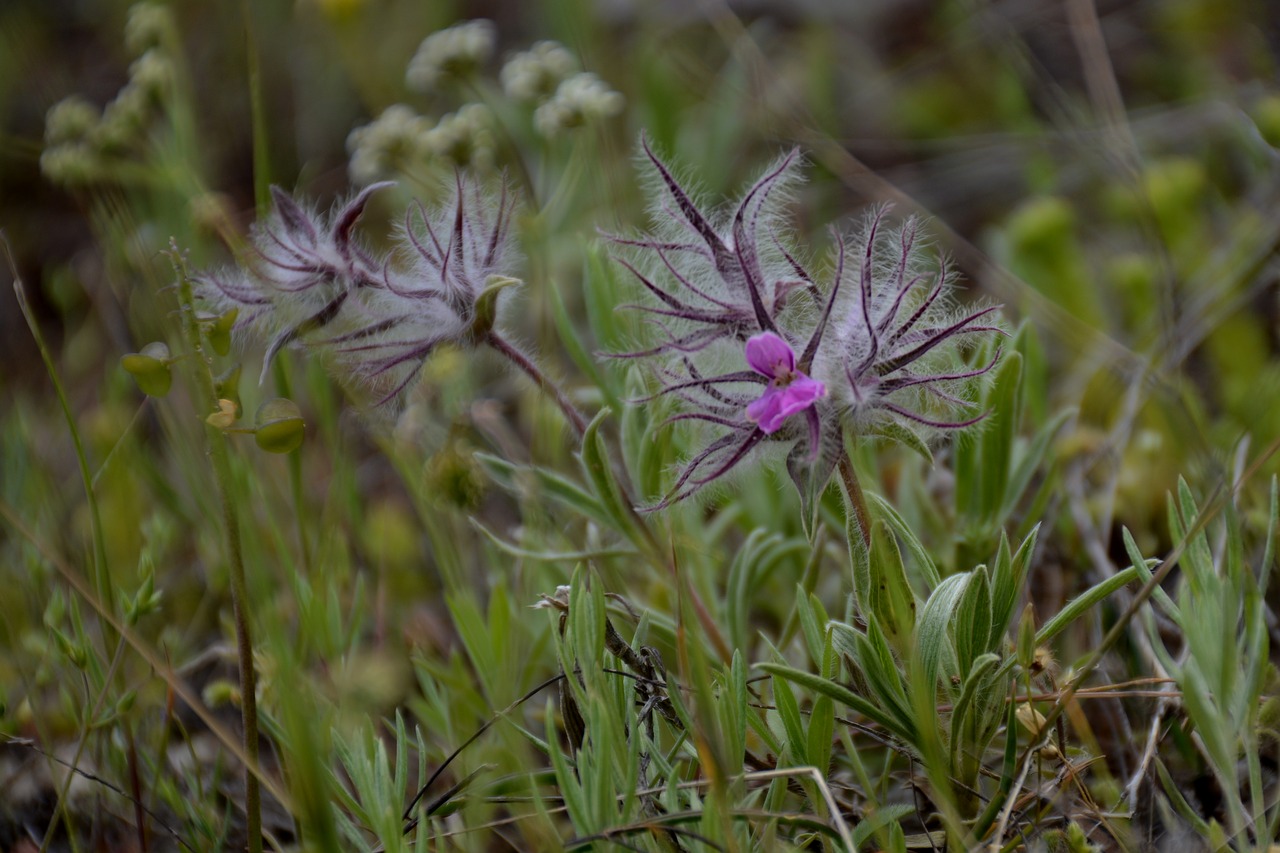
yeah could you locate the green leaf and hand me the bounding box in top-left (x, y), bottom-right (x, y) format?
top-left (546, 698), bottom-right (590, 831)
top-left (470, 520), bottom-right (637, 563)
top-left (550, 260), bottom-right (621, 412)
top-left (868, 519), bottom-right (918, 655)
top-left (758, 663), bottom-right (917, 745)
top-left (953, 565), bottom-right (992, 675)
top-left (948, 652), bottom-right (1000, 771)
top-left (579, 408), bottom-right (654, 556)
top-left (727, 651), bottom-right (748, 768)
top-left (855, 616), bottom-right (914, 738)
top-left (867, 419), bottom-right (933, 466)
top-left (771, 672), bottom-right (806, 765)
top-left (851, 804), bottom-right (915, 851)
top-left (866, 492), bottom-right (941, 590)
top-left (1122, 527), bottom-right (1178, 620)
top-left (476, 452), bottom-right (613, 529)
top-left (989, 526), bottom-right (1039, 648)
top-left (568, 565), bottom-right (605, 681)
top-left (1000, 408), bottom-right (1073, 520)
top-left (914, 573), bottom-right (969, 693)
top-left (849, 499), bottom-right (872, 615)
top-left (1035, 566), bottom-right (1140, 647)
top-left (795, 585), bottom-right (827, 670)
top-left (727, 529), bottom-right (779, 653)
top-left (980, 351), bottom-right (1023, 519)
top-left (806, 695), bottom-right (835, 774)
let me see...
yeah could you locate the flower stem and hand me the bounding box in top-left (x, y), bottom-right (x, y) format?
top-left (485, 330), bottom-right (588, 437)
top-left (170, 246), bottom-right (263, 853)
top-left (837, 453), bottom-right (872, 549)
top-left (8, 241), bottom-right (114, 624)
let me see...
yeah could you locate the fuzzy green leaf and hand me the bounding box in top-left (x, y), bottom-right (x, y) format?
top-left (758, 662), bottom-right (917, 745)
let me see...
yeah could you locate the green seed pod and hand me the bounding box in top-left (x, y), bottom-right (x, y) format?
top-left (120, 341), bottom-right (172, 397)
top-left (208, 307), bottom-right (238, 356)
top-left (253, 397), bottom-right (305, 454)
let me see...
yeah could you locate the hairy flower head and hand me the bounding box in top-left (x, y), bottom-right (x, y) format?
top-left (610, 136), bottom-right (1003, 509)
top-left (198, 175), bottom-right (517, 407)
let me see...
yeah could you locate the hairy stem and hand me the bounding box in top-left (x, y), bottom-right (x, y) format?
top-left (171, 248), bottom-right (262, 853)
top-left (837, 453), bottom-right (873, 549)
top-left (485, 330), bottom-right (588, 436)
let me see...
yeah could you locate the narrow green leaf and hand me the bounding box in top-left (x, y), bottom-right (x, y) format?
top-left (727, 529), bottom-right (776, 653)
top-left (1001, 408), bottom-right (1073, 520)
top-left (806, 695), bottom-right (835, 774)
top-left (866, 492), bottom-right (941, 590)
top-left (729, 651), bottom-right (748, 768)
top-left (868, 419), bottom-right (934, 466)
top-left (1035, 566), bottom-right (1140, 646)
top-left (874, 519), bottom-right (918, 654)
top-left (851, 804), bottom-right (915, 851)
top-left (475, 452), bottom-right (613, 529)
top-left (758, 663), bottom-right (917, 745)
top-left (795, 584), bottom-right (826, 669)
top-left (771, 673), bottom-right (807, 765)
top-left (858, 616), bottom-right (914, 734)
top-left (914, 573), bottom-right (969, 692)
top-left (471, 520), bottom-right (636, 563)
top-left (550, 257), bottom-right (621, 411)
top-left (579, 408), bottom-right (654, 555)
top-left (546, 698), bottom-right (590, 832)
top-left (979, 351), bottom-right (1023, 521)
top-left (953, 565), bottom-right (992, 674)
top-left (1122, 527), bottom-right (1178, 620)
top-left (948, 652), bottom-right (1000, 772)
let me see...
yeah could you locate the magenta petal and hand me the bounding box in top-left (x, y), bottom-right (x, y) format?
top-left (745, 331), bottom-right (795, 378)
top-left (786, 375), bottom-right (826, 409)
top-left (746, 375), bottom-right (827, 433)
top-left (746, 386), bottom-right (788, 433)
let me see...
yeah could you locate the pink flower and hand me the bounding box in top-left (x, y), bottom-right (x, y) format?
top-left (744, 332), bottom-right (826, 434)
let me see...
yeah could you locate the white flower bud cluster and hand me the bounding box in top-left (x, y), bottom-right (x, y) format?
top-left (346, 105), bottom-right (433, 184)
top-left (424, 104), bottom-right (494, 170)
top-left (124, 2), bottom-right (175, 55)
top-left (406, 20), bottom-right (495, 92)
top-left (500, 41), bottom-right (577, 102)
top-left (533, 72), bottom-right (624, 138)
top-left (41, 2), bottom-right (176, 185)
top-left (346, 103), bottom-right (495, 184)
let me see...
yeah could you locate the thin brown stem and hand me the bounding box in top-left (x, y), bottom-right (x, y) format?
top-left (171, 246), bottom-right (262, 853)
top-left (485, 330), bottom-right (588, 436)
